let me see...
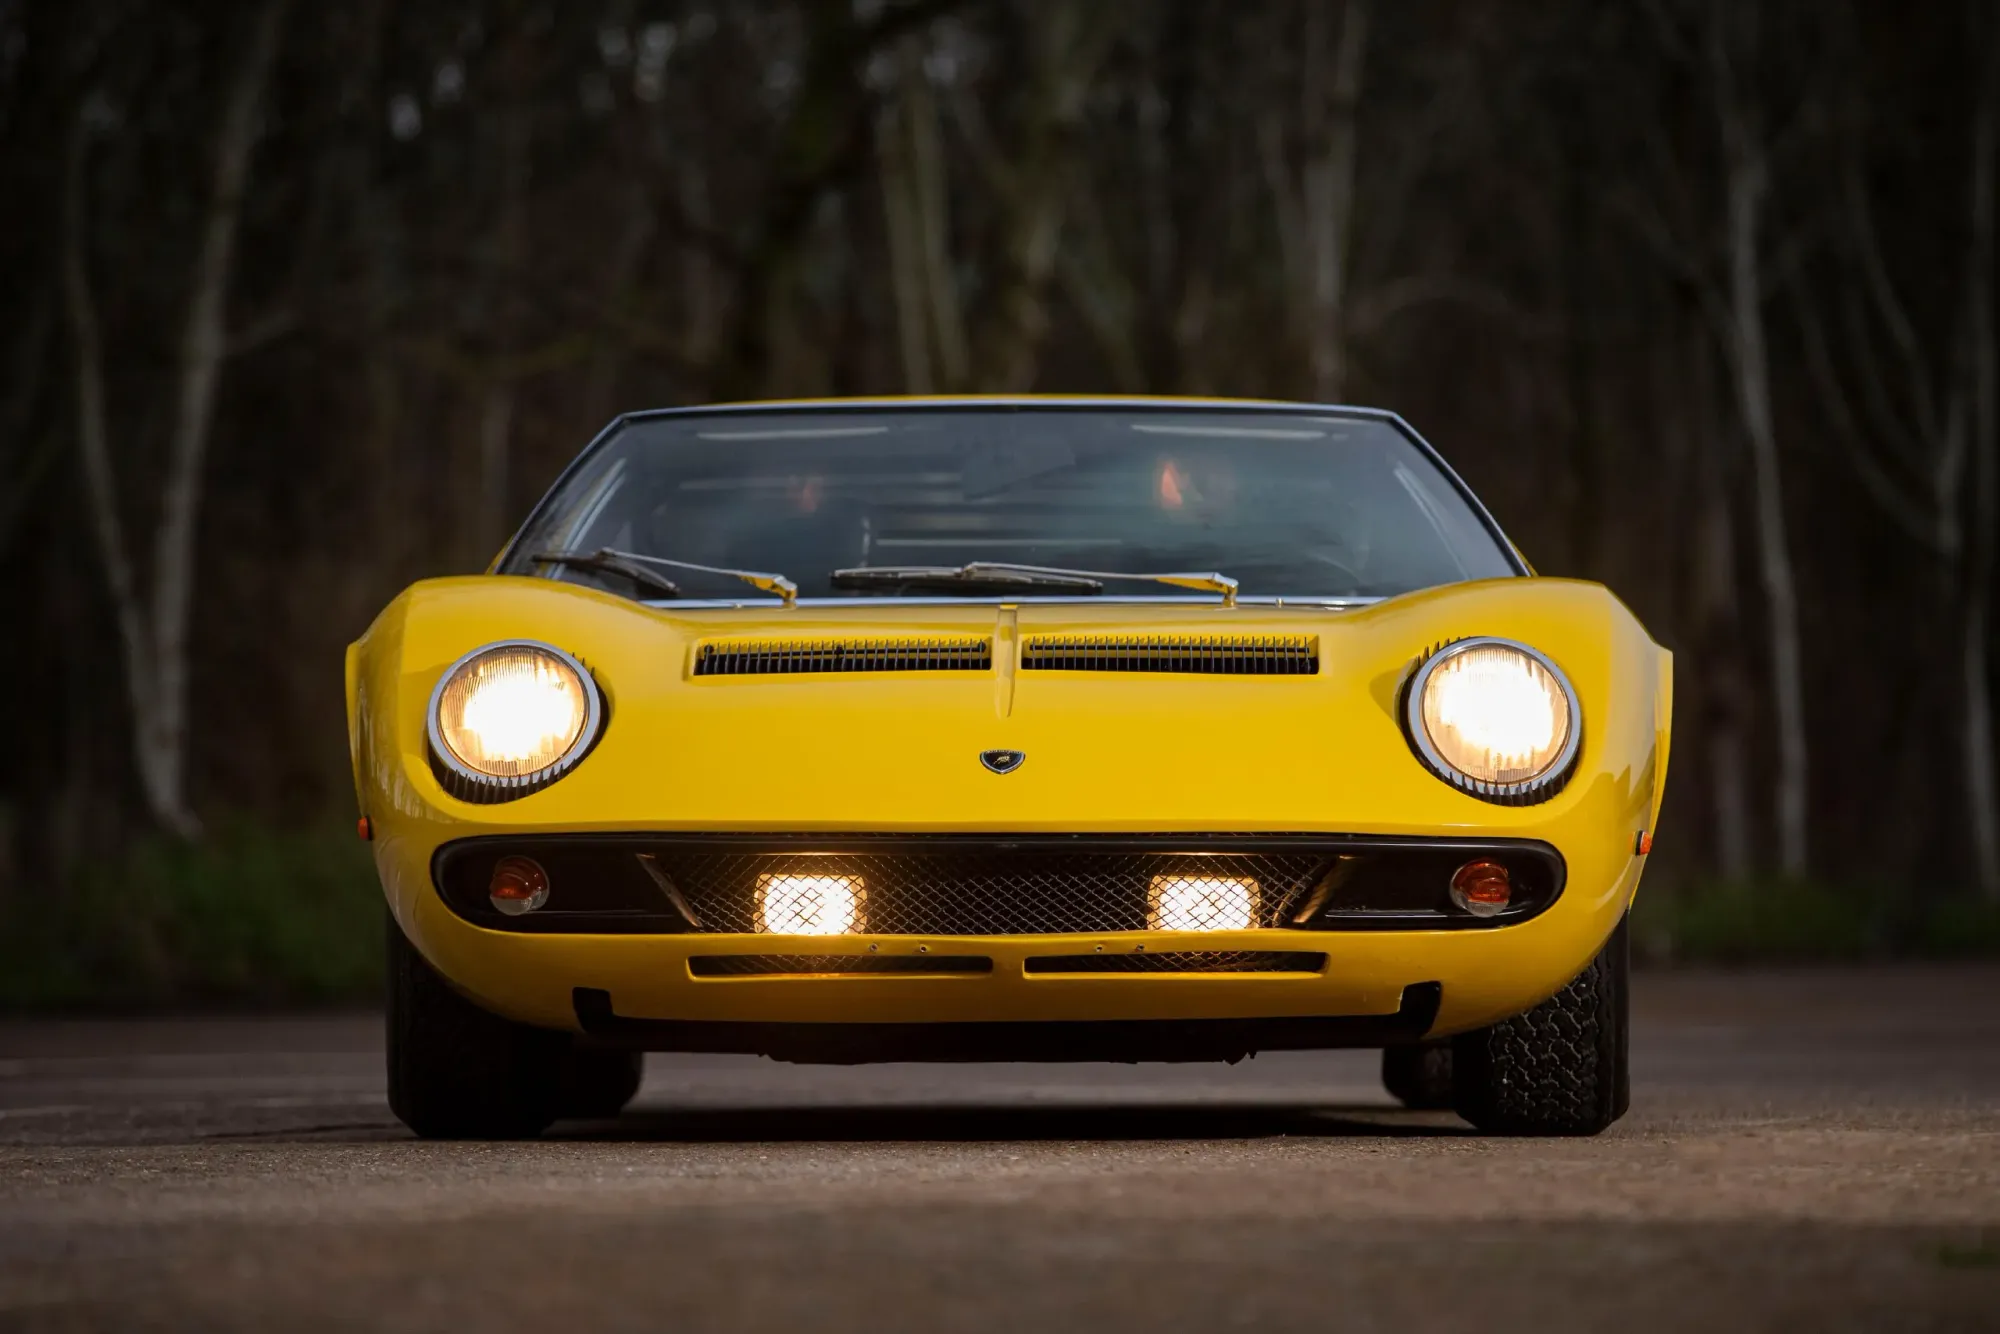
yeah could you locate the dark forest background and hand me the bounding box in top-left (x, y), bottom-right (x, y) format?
top-left (3, 0), bottom-right (1998, 1003)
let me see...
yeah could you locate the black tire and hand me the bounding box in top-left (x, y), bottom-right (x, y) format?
top-left (386, 914), bottom-right (566, 1139)
top-left (1381, 1040), bottom-right (1455, 1110)
top-left (559, 1048), bottom-right (644, 1119)
top-left (1450, 916), bottom-right (1631, 1136)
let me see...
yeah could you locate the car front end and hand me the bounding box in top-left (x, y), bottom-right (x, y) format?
top-left (350, 399), bottom-right (1669, 1136)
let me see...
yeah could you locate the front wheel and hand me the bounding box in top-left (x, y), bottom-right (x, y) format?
top-left (386, 914), bottom-right (566, 1139)
top-left (1381, 1040), bottom-right (1455, 1110)
top-left (559, 1048), bottom-right (644, 1119)
top-left (1450, 916), bottom-right (1630, 1136)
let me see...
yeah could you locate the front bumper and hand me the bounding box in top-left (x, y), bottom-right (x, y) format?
top-left (380, 828), bottom-right (1645, 1045)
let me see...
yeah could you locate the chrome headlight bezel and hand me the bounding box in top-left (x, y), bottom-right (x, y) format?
top-left (426, 639), bottom-right (604, 803)
top-left (1403, 636), bottom-right (1582, 806)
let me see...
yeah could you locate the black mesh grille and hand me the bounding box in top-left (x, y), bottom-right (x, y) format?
top-left (689, 954), bottom-right (992, 976)
top-left (433, 836), bottom-right (1566, 935)
top-left (1020, 633), bottom-right (1317, 675)
top-left (694, 637), bottom-right (991, 676)
top-left (658, 849), bottom-right (1331, 935)
top-left (1024, 951), bottom-right (1327, 974)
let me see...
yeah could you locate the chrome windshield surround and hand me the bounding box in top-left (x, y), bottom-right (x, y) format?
top-left (628, 594), bottom-right (1386, 611)
top-left (425, 639), bottom-right (606, 804)
top-left (494, 398), bottom-right (1531, 584)
top-left (1401, 636), bottom-right (1582, 807)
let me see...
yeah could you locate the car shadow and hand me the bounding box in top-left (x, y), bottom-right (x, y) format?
top-left (550, 1101), bottom-right (1474, 1143)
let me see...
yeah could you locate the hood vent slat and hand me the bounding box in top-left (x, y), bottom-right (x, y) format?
top-left (694, 636), bottom-right (992, 676)
top-left (1021, 633), bottom-right (1318, 675)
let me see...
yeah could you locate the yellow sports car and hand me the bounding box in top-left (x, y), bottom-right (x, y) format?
top-left (347, 397), bottom-right (1669, 1138)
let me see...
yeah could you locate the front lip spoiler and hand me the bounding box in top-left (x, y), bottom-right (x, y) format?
top-left (571, 980), bottom-right (1444, 1062)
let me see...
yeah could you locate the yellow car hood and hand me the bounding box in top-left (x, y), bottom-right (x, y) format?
top-left (349, 575), bottom-right (1670, 839)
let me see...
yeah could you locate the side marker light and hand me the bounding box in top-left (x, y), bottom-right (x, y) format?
top-left (1449, 860), bottom-right (1512, 918)
top-left (1635, 830), bottom-right (1653, 856)
top-left (489, 855), bottom-right (550, 916)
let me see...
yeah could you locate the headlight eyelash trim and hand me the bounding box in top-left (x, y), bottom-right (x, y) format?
top-left (1403, 636), bottom-right (1582, 807)
top-left (426, 640), bottom-right (605, 804)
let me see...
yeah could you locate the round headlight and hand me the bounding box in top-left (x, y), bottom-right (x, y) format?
top-left (427, 641), bottom-right (602, 801)
top-left (1406, 638), bottom-right (1579, 804)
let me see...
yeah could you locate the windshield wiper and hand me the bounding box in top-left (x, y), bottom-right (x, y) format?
top-left (832, 564), bottom-right (1103, 594)
top-left (831, 562), bottom-right (1238, 606)
top-left (533, 548), bottom-right (798, 607)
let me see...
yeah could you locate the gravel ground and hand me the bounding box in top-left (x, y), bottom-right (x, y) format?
top-left (1, 966), bottom-right (1996, 1332)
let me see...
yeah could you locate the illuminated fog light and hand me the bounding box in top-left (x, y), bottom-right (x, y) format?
top-left (489, 855), bottom-right (550, 916)
top-left (1147, 875), bottom-right (1260, 931)
top-left (1449, 859), bottom-right (1512, 918)
top-left (756, 874), bottom-right (863, 935)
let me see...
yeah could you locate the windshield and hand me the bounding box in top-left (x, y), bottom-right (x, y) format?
top-left (500, 407), bottom-right (1519, 601)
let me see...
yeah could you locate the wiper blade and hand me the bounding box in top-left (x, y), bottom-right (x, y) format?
top-left (534, 548), bottom-right (798, 607)
top-left (531, 549), bottom-right (683, 600)
top-left (831, 562), bottom-right (1238, 606)
top-left (831, 563), bottom-right (1104, 593)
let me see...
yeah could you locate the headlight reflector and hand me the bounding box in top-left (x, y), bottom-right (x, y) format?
top-left (428, 641), bottom-right (602, 800)
top-left (1408, 638), bottom-right (1579, 803)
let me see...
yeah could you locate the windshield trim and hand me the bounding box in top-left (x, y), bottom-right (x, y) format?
top-left (613, 593), bottom-right (1387, 611)
top-left (492, 398), bottom-right (1529, 589)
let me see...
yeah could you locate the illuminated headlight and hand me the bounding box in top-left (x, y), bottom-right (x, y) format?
top-left (1407, 638), bottom-right (1580, 804)
top-left (427, 641), bottom-right (602, 802)
top-left (1148, 875), bottom-right (1260, 931)
top-left (757, 874), bottom-right (863, 935)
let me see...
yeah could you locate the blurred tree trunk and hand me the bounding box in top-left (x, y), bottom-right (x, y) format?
top-left (877, 35), bottom-right (966, 393)
top-left (1263, 0), bottom-right (1369, 401)
top-left (0, 281), bottom-right (55, 552)
top-left (710, 1), bottom-right (958, 401)
top-left (1965, 40), bottom-right (1999, 899)
top-left (61, 0), bottom-right (289, 838)
top-left (1711, 14), bottom-right (1810, 878)
top-left (1794, 8), bottom-right (2000, 897)
top-left (964, 1), bottom-right (1117, 391)
top-left (353, 0), bottom-right (408, 575)
top-left (582, 176), bottom-right (657, 427)
top-left (475, 104), bottom-right (529, 561)
top-left (1687, 318), bottom-right (1756, 880)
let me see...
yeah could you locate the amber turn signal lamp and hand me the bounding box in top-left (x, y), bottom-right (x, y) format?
top-left (489, 855), bottom-right (550, 916)
top-left (357, 816), bottom-right (373, 842)
top-left (1450, 859), bottom-right (1512, 918)
top-left (1635, 830), bottom-right (1654, 855)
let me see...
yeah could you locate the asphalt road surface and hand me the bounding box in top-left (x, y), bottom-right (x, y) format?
top-left (2, 966), bottom-right (1997, 1333)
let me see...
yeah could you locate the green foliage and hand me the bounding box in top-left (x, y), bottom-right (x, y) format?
top-left (1634, 877), bottom-right (2000, 965)
top-left (1933, 1238), bottom-right (2000, 1271)
top-left (0, 821), bottom-right (383, 1012)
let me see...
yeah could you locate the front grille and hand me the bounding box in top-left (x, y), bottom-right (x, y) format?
top-left (689, 954), bottom-right (992, 976)
top-left (1020, 633), bottom-right (1317, 675)
top-left (693, 636), bottom-right (991, 676)
top-left (1024, 951), bottom-right (1327, 974)
top-left (432, 835), bottom-right (1567, 934)
top-left (657, 846), bottom-right (1332, 935)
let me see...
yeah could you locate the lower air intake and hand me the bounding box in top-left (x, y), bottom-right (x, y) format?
top-left (1024, 951), bottom-right (1328, 974)
top-left (689, 954), bottom-right (992, 977)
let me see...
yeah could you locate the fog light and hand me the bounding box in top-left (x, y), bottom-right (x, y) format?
top-left (756, 873), bottom-right (862, 935)
top-left (1450, 859), bottom-right (1512, 918)
top-left (1148, 875), bottom-right (1260, 931)
top-left (489, 855), bottom-right (550, 916)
